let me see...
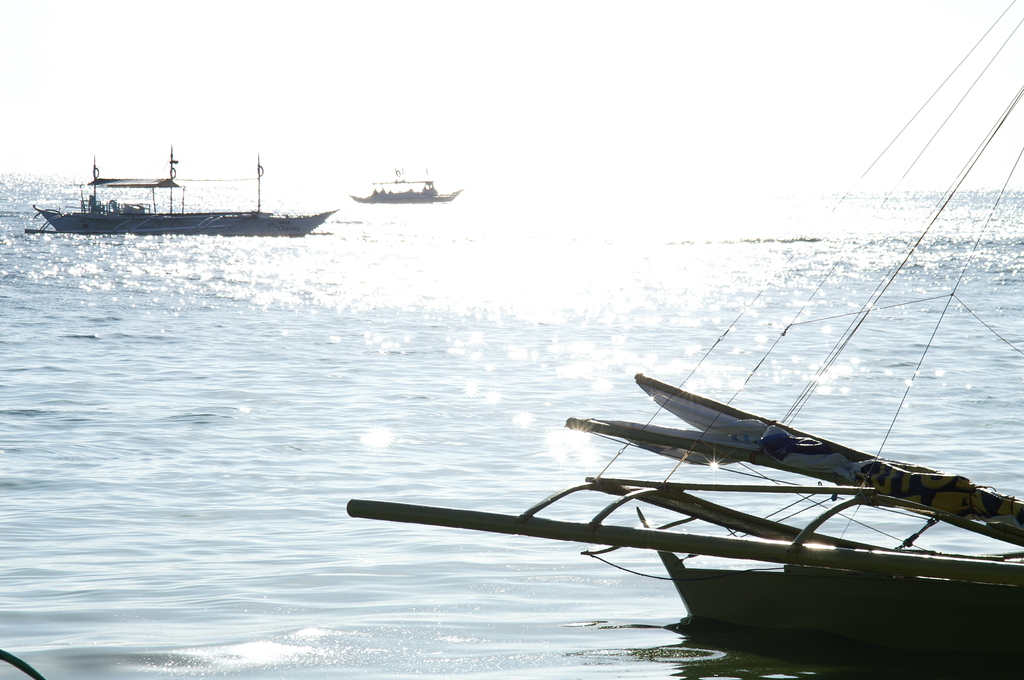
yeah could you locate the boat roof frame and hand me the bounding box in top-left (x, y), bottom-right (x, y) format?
top-left (89, 178), bottom-right (181, 189)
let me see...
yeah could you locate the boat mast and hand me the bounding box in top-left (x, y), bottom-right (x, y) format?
top-left (91, 156), bottom-right (99, 210)
top-left (168, 146), bottom-right (178, 214)
top-left (257, 155), bottom-right (264, 213)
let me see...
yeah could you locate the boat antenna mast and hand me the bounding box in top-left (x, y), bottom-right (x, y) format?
top-left (257, 154), bottom-right (264, 213)
top-left (90, 156), bottom-right (99, 208)
top-left (169, 146), bottom-right (179, 214)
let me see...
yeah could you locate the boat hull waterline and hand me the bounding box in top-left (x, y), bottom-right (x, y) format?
top-left (660, 554), bottom-right (1024, 653)
top-left (29, 208), bottom-right (337, 237)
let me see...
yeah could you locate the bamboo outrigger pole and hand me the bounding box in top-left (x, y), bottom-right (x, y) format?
top-left (346, 499), bottom-right (1024, 588)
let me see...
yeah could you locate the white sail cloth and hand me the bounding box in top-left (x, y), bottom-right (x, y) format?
top-left (601, 420), bottom-right (755, 466)
top-left (636, 380), bottom-right (861, 482)
top-left (638, 381), bottom-right (767, 443)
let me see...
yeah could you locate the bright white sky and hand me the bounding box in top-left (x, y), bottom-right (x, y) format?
top-left (4, 1), bottom-right (1024, 229)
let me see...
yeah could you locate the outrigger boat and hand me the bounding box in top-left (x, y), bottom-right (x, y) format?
top-left (349, 146), bottom-right (1024, 647)
top-left (350, 170), bottom-right (462, 204)
top-left (28, 150), bottom-right (336, 237)
top-left (349, 13), bottom-right (1024, 654)
top-left (350, 373), bottom-right (1024, 653)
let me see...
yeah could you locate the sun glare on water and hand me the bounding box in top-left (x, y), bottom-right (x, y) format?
top-left (187, 641), bottom-right (316, 669)
top-left (360, 428), bottom-right (393, 449)
top-left (545, 429), bottom-right (598, 467)
top-left (512, 412), bottom-right (534, 428)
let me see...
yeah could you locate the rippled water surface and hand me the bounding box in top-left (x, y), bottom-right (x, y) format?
top-left (3, 178), bottom-right (1024, 679)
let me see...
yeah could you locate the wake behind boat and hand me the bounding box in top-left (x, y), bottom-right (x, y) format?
top-left (27, 151), bottom-right (336, 237)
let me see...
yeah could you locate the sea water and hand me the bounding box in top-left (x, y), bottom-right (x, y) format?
top-left (3, 177), bottom-right (1024, 680)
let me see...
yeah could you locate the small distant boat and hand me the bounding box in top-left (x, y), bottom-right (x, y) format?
top-left (28, 150), bottom-right (336, 237)
top-left (350, 170), bottom-right (462, 204)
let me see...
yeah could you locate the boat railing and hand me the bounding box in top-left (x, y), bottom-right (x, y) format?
top-left (83, 196), bottom-right (151, 216)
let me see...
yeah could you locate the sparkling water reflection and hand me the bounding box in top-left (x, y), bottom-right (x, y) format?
top-left (3, 179), bottom-right (1024, 678)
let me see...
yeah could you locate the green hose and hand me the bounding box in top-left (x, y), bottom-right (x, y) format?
top-left (0, 649), bottom-right (47, 680)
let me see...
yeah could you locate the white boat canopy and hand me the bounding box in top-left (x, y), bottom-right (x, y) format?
top-left (89, 178), bottom-right (181, 188)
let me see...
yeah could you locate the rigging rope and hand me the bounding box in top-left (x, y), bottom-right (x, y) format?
top-left (655, 66), bottom-right (1024, 474)
top-left (594, 2), bottom-right (1024, 506)
top-left (876, 123), bottom-right (1024, 454)
top-left (878, 9), bottom-right (1024, 211)
top-left (594, 253), bottom-right (798, 480)
top-left (583, 551), bottom-right (782, 582)
top-left (184, 177), bottom-right (260, 182)
top-left (832, 0), bottom-right (1019, 212)
top-left (785, 78), bottom-right (1024, 428)
top-left (956, 295), bottom-right (1024, 356)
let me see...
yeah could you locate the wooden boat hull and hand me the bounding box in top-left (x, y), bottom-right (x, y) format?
top-left (28, 209), bottom-right (336, 237)
top-left (659, 552), bottom-right (1024, 653)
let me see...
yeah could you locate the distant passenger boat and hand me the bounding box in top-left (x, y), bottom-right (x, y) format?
top-left (350, 171), bottom-right (462, 204)
top-left (28, 150), bottom-right (336, 237)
